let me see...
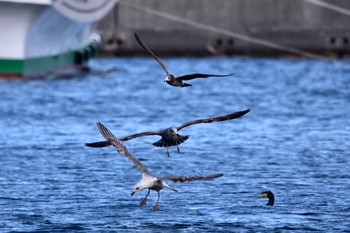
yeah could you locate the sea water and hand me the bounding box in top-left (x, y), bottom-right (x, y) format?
top-left (0, 57), bottom-right (349, 232)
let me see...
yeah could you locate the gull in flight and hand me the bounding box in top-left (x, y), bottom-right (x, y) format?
top-left (96, 122), bottom-right (223, 211)
top-left (134, 33), bottom-right (234, 87)
top-left (86, 109), bottom-right (250, 156)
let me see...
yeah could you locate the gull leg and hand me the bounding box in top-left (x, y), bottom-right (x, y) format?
top-left (153, 191), bottom-right (161, 211)
top-left (139, 189), bottom-right (150, 206)
top-left (177, 145), bottom-right (180, 154)
top-left (166, 147), bottom-right (170, 157)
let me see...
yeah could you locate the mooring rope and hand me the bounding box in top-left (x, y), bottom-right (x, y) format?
top-left (301, 0), bottom-right (350, 16)
top-left (120, 1), bottom-right (327, 59)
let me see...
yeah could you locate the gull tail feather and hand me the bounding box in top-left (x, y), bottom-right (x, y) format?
top-left (175, 135), bottom-right (189, 145)
top-left (181, 83), bottom-right (192, 87)
top-left (162, 180), bottom-right (178, 192)
top-left (152, 139), bottom-right (167, 148)
top-left (152, 135), bottom-right (189, 147)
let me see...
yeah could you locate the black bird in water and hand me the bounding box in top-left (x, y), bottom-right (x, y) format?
top-left (85, 109), bottom-right (250, 156)
top-left (96, 122), bottom-right (223, 211)
top-left (258, 191), bottom-right (274, 206)
top-left (134, 33), bottom-right (234, 87)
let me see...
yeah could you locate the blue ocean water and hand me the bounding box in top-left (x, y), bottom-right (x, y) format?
top-left (0, 57), bottom-right (349, 232)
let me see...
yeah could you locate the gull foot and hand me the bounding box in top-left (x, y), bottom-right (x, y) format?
top-left (139, 198), bottom-right (147, 206)
top-left (153, 203), bottom-right (160, 211)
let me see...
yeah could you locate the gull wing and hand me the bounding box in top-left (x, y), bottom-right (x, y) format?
top-left (120, 131), bottom-right (162, 141)
top-left (160, 173), bottom-right (224, 183)
top-left (134, 33), bottom-right (171, 75)
top-left (176, 109), bottom-right (250, 131)
top-left (85, 140), bottom-right (111, 148)
top-left (85, 130), bottom-right (161, 147)
top-left (97, 122), bottom-right (152, 175)
top-left (177, 73), bottom-right (234, 81)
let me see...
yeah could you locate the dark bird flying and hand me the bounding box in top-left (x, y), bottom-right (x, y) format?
top-left (134, 33), bottom-right (234, 87)
top-left (86, 109), bottom-right (250, 156)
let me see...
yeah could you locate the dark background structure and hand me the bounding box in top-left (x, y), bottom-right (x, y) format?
top-left (97, 0), bottom-right (350, 58)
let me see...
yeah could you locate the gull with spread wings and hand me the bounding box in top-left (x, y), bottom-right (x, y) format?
top-left (86, 109), bottom-right (250, 156)
top-left (96, 122), bottom-right (223, 211)
top-left (134, 33), bottom-right (234, 87)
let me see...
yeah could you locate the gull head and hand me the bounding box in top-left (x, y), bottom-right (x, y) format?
top-left (131, 182), bottom-right (145, 196)
top-left (131, 175), bottom-right (156, 196)
top-left (164, 74), bottom-right (174, 83)
top-left (131, 184), bottom-right (141, 196)
top-left (170, 127), bottom-right (178, 135)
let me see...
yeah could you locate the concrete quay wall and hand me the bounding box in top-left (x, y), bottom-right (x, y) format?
top-left (97, 0), bottom-right (350, 57)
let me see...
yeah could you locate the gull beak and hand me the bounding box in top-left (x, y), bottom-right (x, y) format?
top-left (131, 191), bottom-right (136, 196)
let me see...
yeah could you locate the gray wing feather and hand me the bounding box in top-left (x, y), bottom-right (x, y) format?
top-left (177, 73), bottom-right (234, 81)
top-left (85, 140), bottom-right (111, 147)
top-left (134, 33), bottom-right (171, 75)
top-left (160, 173), bottom-right (224, 183)
top-left (86, 131), bottom-right (161, 147)
top-left (176, 109), bottom-right (250, 131)
top-left (97, 122), bottom-right (152, 175)
top-left (120, 131), bottom-right (162, 141)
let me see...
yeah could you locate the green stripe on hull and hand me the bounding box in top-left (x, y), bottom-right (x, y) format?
top-left (0, 42), bottom-right (98, 77)
top-left (24, 51), bottom-right (76, 74)
top-left (0, 59), bottom-right (24, 73)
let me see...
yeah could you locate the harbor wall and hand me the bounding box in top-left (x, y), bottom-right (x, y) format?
top-left (97, 0), bottom-right (350, 57)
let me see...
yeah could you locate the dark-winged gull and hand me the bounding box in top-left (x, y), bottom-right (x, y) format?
top-left (258, 191), bottom-right (275, 206)
top-left (86, 109), bottom-right (250, 156)
top-left (96, 122), bottom-right (223, 211)
top-left (134, 33), bottom-right (234, 87)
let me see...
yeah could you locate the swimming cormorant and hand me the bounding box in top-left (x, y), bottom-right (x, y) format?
top-left (258, 191), bottom-right (274, 206)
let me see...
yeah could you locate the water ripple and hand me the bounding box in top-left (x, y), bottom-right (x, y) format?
top-left (0, 57), bottom-right (349, 232)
